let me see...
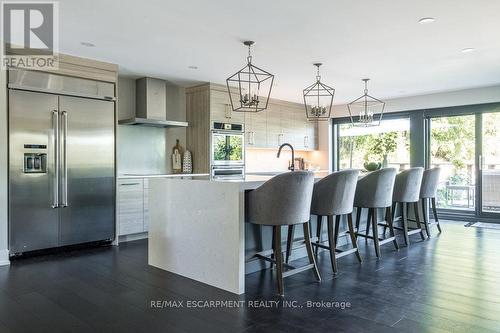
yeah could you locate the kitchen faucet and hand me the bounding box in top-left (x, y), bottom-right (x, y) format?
top-left (277, 143), bottom-right (295, 171)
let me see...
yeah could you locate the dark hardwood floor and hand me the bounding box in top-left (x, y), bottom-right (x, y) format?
top-left (1, 220), bottom-right (500, 333)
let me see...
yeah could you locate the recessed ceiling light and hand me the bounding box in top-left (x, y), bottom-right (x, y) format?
top-left (188, 65), bottom-right (198, 70)
top-left (461, 48), bottom-right (475, 53)
top-left (80, 41), bottom-right (95, 47)
top-left (418, 17), bottom-right (435, 24)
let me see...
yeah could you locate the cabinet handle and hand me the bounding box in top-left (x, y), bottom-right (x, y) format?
top-left (225, 104), bottom-right (232, 119)
top-left (120, 183), bottom-right (140, 186)
top-left (247, 131), bottom-right (255, 145)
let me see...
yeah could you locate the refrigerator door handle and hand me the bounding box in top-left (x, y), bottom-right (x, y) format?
top-left (62, 111), bottom-right (68, 207)
top-left (52, 110), bottom-right (59, 208)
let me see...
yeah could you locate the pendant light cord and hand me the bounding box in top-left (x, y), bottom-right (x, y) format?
top-left (247, 44), bottom-right (252, 64)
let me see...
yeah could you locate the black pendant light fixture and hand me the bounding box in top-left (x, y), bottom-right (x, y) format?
top-left (303, 63), bottom-right (335, 121)
top-left (226, 41), bottom-right (274, 112)
top-left (347, 78), bottom-right (385, 127)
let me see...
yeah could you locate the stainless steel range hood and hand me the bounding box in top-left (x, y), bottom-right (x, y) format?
top-left (118, 117), bottom-right (188, 127)
top-left (118, 77), bottom-right (188, 128)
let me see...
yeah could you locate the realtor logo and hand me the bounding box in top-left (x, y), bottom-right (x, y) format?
top-left (1, 1), bottom-right (59, 69)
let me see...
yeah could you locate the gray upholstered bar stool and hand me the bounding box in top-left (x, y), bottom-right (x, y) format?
top-left (285, 169), bottom-right (361, 274)
top-left (247, 171), bottom-right (321, 296)
top-left (386, 167), bottom-right (426, 246)
top-left (420, 167), bottom-right (442, 237)
top-left (354, 168), bottom-right (399, 258)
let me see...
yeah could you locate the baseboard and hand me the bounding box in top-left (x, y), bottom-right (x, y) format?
top-left (118, 232), bottom-right (148, 243)
top-left (0, 249), bottom-right (10, 266)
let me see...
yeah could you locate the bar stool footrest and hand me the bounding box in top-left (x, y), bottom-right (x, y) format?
top-left (282, 264), bottom-right (315, 278)
top-left (379, 237), bottom-right (396, 245)
top-left (335, 248), bottom-right (358, 259)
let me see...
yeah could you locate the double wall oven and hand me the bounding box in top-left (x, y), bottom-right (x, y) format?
top-left (211, 122), bottom-right (245, 179)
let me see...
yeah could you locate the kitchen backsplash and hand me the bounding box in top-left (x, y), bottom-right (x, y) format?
top-left (117, 125), bottom-right (168, 174)
top-left (245, 148), bottom-right (325, 173)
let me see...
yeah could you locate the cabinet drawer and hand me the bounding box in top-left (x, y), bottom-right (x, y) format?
top-left (118, 179), bottom-right (144, 236)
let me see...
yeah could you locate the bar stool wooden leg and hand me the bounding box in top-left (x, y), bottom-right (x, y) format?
top-left (371, 208), bottom-right (381, 258)
top-left (334, 215), bottom-right (341, 245)
top-left (431, 198), bottom-right (442, 233)
top-left (384, 203), bottom-right (396, 237)
top-left (273, 226), bottom-right (284, 296)
top-left (355, 208), bottom-right (362, 234)
top-left (365, 209), bottom-right (373, 242)
top-left (347, 213), bottom-right (362, 263)
top-left (303, 222), bottom-right (321, 281)
top-left (422, 198), bottom-right (431, 238)
top-left (285, 225), bottom-right (295, 264)
top-left (315, 215), bottom-right (323, 256)
top-left (401, 202), bottom-right (410, 246)
top-left (413, 201), bottom-right (426, 240)
top-left (327, 215), bottom-right (338, 273)
top-left (386, 206), bottom-right (399, 250)
top-left (270, 226), bottom-right (275, 269)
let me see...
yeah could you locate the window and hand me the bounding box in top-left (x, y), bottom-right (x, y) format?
top-left (429, 115), bottom-right (475, 210)
top-left (337, 118), bottom-right (410, 171)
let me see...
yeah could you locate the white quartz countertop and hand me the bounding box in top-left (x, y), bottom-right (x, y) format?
top-left (246, 170), bottom-right (330, 176)
top-left (215, 172), bottom-right (332, 190)
top-left (118, 173), bottom-right (210, 179)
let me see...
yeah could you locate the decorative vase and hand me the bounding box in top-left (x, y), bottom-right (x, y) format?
top-left (183, 150), bottom-right (192, 174)
top-left (382, 155), bottom-right (388, 168)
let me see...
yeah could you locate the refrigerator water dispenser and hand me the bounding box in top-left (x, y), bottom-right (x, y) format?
top-left (24, 153), bottom-right (47, 173)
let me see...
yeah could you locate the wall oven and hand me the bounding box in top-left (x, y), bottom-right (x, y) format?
top-left (211, 122), bottom-right (245, 179)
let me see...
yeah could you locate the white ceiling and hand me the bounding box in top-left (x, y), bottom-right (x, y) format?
top-left (58, 0), bottom-right (500, 104)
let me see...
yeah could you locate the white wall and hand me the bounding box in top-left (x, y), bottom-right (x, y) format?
top-left (330, 85), bottom-right (500, 117)
top-left (0, 67), bottom-right (9, 265)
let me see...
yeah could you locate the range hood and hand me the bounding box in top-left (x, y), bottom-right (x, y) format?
top-left (118, 77), bottom-right (188, 128)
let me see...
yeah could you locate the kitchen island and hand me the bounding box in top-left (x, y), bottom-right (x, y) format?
top-left (148, 173), bottom-right (331, 295)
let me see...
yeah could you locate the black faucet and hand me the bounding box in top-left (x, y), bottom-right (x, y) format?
top-left (277, 143), bottom-right (295, 171)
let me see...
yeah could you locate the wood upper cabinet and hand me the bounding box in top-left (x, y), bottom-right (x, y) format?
top-left (244, 111), bottom-right (267, 147)
top-left (210, 88), bottom-right (245, 124)
top-left (186, 83), bottom-right (319, 173)
top-left (260, 101), bottom-right (318, 151)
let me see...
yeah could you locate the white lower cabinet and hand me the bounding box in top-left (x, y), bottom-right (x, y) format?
top-left (118, 178), bottom-right (149, 236)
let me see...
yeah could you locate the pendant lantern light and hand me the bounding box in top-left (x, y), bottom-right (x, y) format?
top-left (347, 78), bottom-right (385, 127)
top-left (303, 63), bottom-right (335, 121)
top-left (226, 41), bottom-right (274, 112)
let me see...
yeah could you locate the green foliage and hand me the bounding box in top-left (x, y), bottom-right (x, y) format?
top-left (338, 126), bottom-right (408, 169)
top-left (366, 132), bottom-right (398, 161)
top-left (431, 116), bottom-right (474, 170)
top-left (213, 136), bottom-right (242, 161)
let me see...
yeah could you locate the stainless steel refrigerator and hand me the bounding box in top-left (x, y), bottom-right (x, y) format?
top-left (8, 69), bottom-right (116, 255)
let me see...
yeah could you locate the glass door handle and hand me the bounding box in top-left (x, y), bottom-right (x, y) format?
top-left (478, 155), bottom-right (483, 171)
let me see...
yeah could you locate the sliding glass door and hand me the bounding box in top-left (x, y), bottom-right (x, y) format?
top-left (428, 112), bottom-right (500, 218)
top-left (480, 113), bottom-right (500, 214)
top-left (429, 115), bottom-right (476, 211)
top-left (337, 118), bottom-right (410, 171)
